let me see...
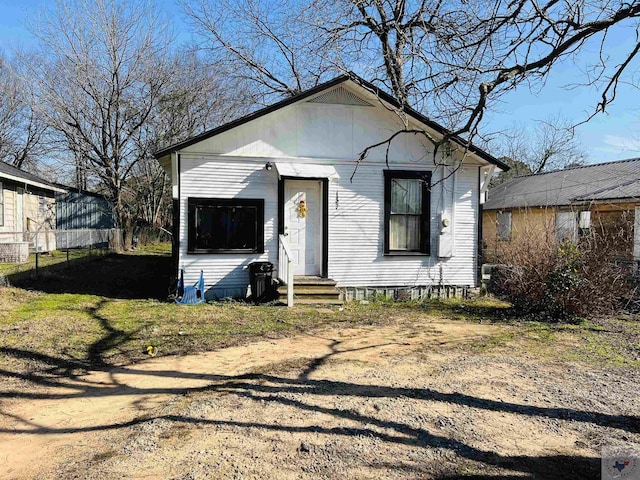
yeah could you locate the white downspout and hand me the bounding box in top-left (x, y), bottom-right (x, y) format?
top-left (451, 163), bottom-right (457, 257)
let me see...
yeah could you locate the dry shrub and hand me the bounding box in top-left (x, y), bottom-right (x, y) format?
top-left (489, 212), bottom-right (635, 321)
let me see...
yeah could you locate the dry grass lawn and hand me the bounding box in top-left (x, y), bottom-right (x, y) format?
top-left (0, 247), bottom-right (639, 479)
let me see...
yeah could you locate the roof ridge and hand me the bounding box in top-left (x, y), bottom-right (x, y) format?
top-left (508, 157), bottom-right (640, 180)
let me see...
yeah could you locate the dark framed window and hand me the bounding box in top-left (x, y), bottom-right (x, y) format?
top-left (384, 170), bottom-right (431, 254)
top-left (188, 197), bottom-right (264, 254)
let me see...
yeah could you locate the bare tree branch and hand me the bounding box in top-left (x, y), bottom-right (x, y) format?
top-left (0, 54), bottom-right (50, 169)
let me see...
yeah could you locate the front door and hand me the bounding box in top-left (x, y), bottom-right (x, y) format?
top-left (284, 180), bottom-right (322, 276)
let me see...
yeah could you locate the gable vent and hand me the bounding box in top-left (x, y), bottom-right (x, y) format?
top-left (307, 86), bottom-right (373, 106)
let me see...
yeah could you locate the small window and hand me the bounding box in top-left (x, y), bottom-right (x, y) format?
top-left (496, 211), bottom-right (512, 241)
top-left (555, 211), bottom-right (577, 241)
top-left (384, 170), bottom-right (431, 254)
top-left (38, 196), bottom-right (47, 217)
top-left (0, 182), bottom-right (3, 226)
top-left (188, 198), bottom-right (264, 254)
top-left (579, 210), bottom-right (591, 236)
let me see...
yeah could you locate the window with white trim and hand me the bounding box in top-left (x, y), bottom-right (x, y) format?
top-left (38, 195), bottom-right (47, 217)
top-left (555, 211), bottom-right (577, 241)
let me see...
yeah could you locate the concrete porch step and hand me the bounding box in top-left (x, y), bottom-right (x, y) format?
top-left (276, 276), bottom-right (342, 305)
top-left (276, 285), bottom-right (340, 296)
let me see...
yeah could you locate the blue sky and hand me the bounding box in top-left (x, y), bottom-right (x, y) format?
top-left (485, 21), bottom-right (640, 162)
top-left (1, 0), bottom-right (639, 164)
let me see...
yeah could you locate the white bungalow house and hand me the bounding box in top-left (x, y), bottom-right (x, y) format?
top-left (155, 74), bottom-right (507, 303)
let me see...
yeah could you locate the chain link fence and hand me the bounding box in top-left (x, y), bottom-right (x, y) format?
top-left (55, 229), bottom-right (122, 250)
top-left (0, 229), bottom-right (122, 281)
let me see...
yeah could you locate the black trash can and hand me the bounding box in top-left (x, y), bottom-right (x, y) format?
top-left (249, 261), bottom-right (275, 303)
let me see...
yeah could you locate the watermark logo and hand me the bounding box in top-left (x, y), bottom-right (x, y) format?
top-left (603, 446), bottom-right (640, 479)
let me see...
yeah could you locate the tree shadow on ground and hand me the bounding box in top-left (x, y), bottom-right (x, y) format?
top-left (0, 325), bottom-right (632, 479)
top-left (0, 298), bottom-right (145, 378)
top-left (85, 299), bottom-right (145, 367)
top-left (6, 252), bottom-right (171, 300)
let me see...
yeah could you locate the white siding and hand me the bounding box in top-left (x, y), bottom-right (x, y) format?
top-left (326, 162), bottom-right (478, 288)
top-left (182, 99), bottom-right (434, 164)
top-left (179, 160), bottom-right (278, 298)
top-left (0, 187), bottom-right (15, 232)
top-left (178, 155), bottom-right (480, 298)
top-left (175, 87), bottom-right (484, 298)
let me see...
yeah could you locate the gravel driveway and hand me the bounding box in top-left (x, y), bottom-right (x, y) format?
top-left (1, 317), bottom-right (638, 479)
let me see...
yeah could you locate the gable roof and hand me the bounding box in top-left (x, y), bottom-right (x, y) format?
top-left (153, 73), bottom-right (508, 171)
top-left (0, 161), bottom-right (66, 193)
top-left (484, 158), bottom-right (640, 210)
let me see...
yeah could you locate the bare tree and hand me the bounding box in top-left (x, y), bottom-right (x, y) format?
top-left (182, 0), bottom-right (640, 164)
top-left (328, 1), bottom-right (640, 138)
top-left (490, 116), bottom-right (587, 184)
top-left (126, 157), bottom-right (171, 228)
top-left (181, 0), bottom-right (341, 104)
top-left (147, 50), bottom-right (252, 153)
top-left (26, 0), bottom-right (173, 248)
top-left (0, 54), bottom-right (48, 170)
top-left (22, 0), bottom-right (249, 248)
top-left (130, 50), bottom-right (251, 237)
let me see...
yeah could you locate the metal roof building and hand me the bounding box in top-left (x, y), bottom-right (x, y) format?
top-left (484, 158), bottom-right (640, 210)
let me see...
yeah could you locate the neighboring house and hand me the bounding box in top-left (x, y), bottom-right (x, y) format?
top-left (55, 187), bottom-right (115, 230)
top-left (55, 187), bottom-right (116, 250)
top-left (483, 158), bottom-right (640, 262)
top-left (154, 74), bottom-right (507, 301)
top-left (0, 162), bottom-right (65, 261)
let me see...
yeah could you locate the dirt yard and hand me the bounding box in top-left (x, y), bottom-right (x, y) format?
top-left (1, 314), bottom-right (639, 480)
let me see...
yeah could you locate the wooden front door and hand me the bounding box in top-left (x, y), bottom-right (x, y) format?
top-left (284, 180), bottom-right (322, 276)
